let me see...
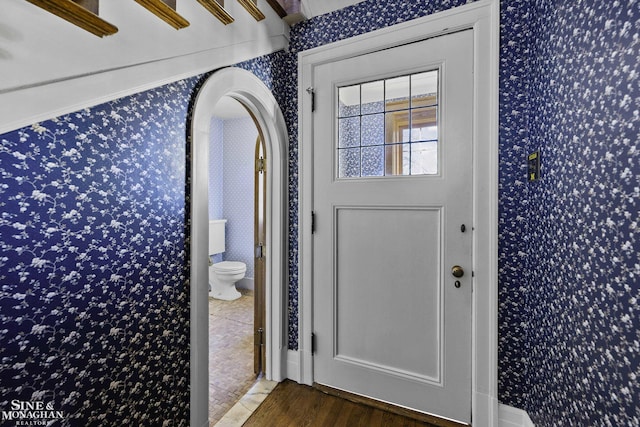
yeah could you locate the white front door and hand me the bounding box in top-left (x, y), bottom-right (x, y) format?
top-left (312, 30), bottom-right (474, 423)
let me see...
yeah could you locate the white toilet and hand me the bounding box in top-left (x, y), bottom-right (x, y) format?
top-left (208, 219), bottom-right (247, 301)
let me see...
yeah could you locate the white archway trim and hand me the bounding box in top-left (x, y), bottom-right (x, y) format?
top-left (190, 68), bottom-right (288, 427)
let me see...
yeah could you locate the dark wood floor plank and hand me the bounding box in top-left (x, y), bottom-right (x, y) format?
top-left (314, 393), bottom-right (345, 427)
top-left (366, 408), bottom-right (385, 427)
top-left (243, 380), bottom-right (449, 427)
top-left (313, 382), bottom-right (466, 427)
top-left (345, 399), bottom-right (369, 427)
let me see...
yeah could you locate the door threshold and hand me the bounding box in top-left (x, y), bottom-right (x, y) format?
top-left (214, 377), bottom-right (278, 426)
top-left (312, 383), bottom-right (469, 427)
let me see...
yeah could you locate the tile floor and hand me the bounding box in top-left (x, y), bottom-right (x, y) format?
top-left (214, 377), bottom-right (278, 426)
top-left (208, 289), bottom-right (260, 425)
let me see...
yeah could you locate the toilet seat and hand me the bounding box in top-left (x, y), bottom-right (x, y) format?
top-left (212, 261), bottom-right (246, 273)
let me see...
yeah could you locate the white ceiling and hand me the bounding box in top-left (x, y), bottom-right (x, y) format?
top-left (0, 0), bottom-right (372, 129)
top-left (0, 0), bottom-right (290, 132)
top-left (0, 0), bottom-right (288, 94)
top-left (0, 0), bottom-right (368, 95)
top-left (301, 0), bottom-right (368, 18)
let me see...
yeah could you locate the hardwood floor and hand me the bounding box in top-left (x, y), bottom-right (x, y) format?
top-left (243, 380), bottom-right (450, 427)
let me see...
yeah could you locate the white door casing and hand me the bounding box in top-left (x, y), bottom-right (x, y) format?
top-left (298, 1), bottom-right (499, 426)
top-left (313, 30), bottom-right (473, 423)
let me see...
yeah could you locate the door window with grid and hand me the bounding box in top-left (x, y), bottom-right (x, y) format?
top-left (337, 70), bottom-right (439, 178)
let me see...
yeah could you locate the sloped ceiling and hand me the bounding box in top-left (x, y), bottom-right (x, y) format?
top-left (0, 1), bottom-right (288, 93)
top-left (0, 0), bottom-right (366, 96)
top-left (0, 0), bottom-right (291, 133)
top-left (301, 0), bottom-right (367, 18)
top-left (0, 0), bottom-right (366, 132)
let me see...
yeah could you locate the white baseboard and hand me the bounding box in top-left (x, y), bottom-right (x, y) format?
top-left (499, 404), bottom-right (535, 427)
top-left (286, 350), bottom-right (300, 382)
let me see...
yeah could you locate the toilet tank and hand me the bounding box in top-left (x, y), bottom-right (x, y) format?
top-left (208, 219), bottom-right (227, 255)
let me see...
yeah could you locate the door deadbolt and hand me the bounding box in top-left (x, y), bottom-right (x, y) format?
top-left (451, 265), bottom-right (464, 278)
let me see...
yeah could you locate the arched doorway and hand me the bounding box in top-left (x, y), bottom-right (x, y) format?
top-left (188, 68), bottom-right (288, 426)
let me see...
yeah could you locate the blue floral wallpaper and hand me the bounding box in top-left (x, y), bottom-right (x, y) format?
top-left (509, 0), bottom-right (640, 425)
top-left (1, 0), bottom-right (638, 425)
top-left (0, 79), bottom-right (199, 425)
top-left (288, 0), bottom-right (477, 53)
top-left (498, 0), bottom-right (534, 411)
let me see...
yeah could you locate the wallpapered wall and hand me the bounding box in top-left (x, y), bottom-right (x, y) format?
top-left (0, 79), bottom-right (200, 425)
top-left (209, 117), bottom-right (224, 265)
top-left (498, 0), bottom-right (534, 411)
top-left (208, 115), bottom-right (258, 278)
top-left (0, 0), bottom-right (638, 425)
top-left (222, 117), bottom-right (258, 279)
top-left (209, 117), bottom-right (224, 222)
top-left (521, 1), bottom-right (639, 425)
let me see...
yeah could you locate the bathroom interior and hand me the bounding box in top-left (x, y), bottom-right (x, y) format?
top-left (207, 96), bottom-right (264, 424)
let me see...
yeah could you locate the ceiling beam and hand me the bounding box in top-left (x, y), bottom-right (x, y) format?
top-left (265, 0), bottom-right (286, 18)
top-left (265, 0), bottom-right (304, 25)
top-left (196, 0), bottom-right (234, 25)
top-left (26, 0), bottom-right (118, 37)
top-left (266, 0), bottom-right (301, 15)
top-left (237, 0), bottom-right (265, 21)
top-left (134, 0), bottom-right (190, 29)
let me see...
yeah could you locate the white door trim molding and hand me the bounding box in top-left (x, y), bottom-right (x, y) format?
top-left (190, 67), bottom-right (289, 427)
top-left (297, 1), bottom-right (499, 425)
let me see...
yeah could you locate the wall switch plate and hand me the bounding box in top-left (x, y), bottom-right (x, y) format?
top-left (528, 151), bottom-right (541, 182)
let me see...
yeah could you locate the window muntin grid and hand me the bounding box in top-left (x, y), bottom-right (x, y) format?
top-left (337, 70), bottom-right (439, 178)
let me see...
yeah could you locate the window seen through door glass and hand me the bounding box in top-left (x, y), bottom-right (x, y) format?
top-left (337, 70), bottom-right (439, 178)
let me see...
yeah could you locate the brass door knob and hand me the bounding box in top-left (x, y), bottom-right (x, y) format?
top-left (451, 265), bottom-right (464, 278)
